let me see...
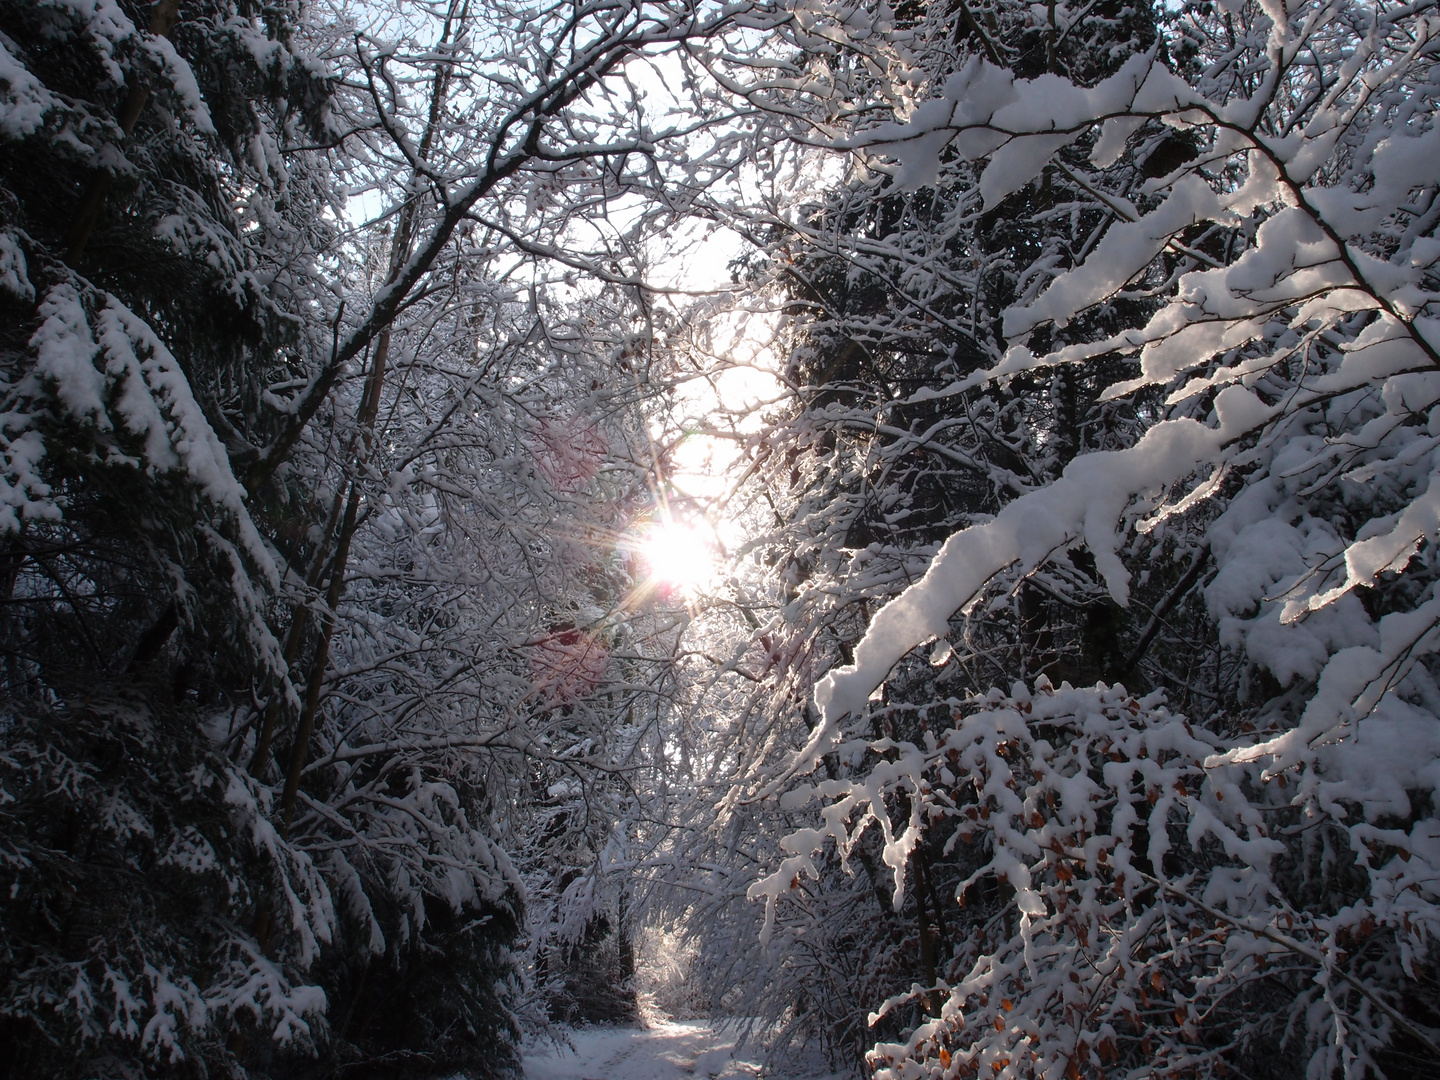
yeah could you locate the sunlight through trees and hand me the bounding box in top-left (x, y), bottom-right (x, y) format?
top-left (1, 0), bottom-right (1438, 1077)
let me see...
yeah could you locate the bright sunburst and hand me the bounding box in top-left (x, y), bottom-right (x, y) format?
top-left (639, 517), bottom-right (718, 594)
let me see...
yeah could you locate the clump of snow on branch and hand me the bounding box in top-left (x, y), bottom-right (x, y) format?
top-left (812, 0), bottom-right (1440, 757)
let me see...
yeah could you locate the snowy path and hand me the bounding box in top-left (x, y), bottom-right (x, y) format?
top-left (522, 1021), bottom-right (773, 1080)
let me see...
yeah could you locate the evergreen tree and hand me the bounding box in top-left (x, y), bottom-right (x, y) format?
top-left (0, 1), bottom-right (344, 1074)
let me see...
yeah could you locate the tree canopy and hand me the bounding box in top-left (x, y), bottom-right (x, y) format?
top-left (1, 0), bottom-right (1438, 1078)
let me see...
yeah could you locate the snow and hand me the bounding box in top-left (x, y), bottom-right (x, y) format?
top-left (846, 54), bottom-right (1194, 194)
top-left (0, 38), bottom-right (60, 139)
top-left (143, 34), bottom-right (216, 135)
top-left (1003, 175), bottom-right (1223, 338)
top-left (30, 284), bottom-right (110, 426)
top-left (811, 408), bottom-right (1245, 731)
top-left (523, 1021), bottom-right (836, 1080)
top-left (0, 229), bottom-right (32, 301)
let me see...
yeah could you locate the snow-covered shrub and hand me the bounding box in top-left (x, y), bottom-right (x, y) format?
top-left (761, 680), bottom-right (1440, 1079)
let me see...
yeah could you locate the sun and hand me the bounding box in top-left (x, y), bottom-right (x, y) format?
top-left (638, 517), bottom-right (718, 594)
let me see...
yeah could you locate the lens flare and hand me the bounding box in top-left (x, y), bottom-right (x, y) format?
top-left (639, 518), bottom-right (717, 593)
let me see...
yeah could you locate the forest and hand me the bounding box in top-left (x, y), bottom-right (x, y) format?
top-left (1, 0), bottom-right (1438, 1077)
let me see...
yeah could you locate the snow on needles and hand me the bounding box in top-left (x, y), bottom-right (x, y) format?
top-left (20, 284), bottom-right (276, 585)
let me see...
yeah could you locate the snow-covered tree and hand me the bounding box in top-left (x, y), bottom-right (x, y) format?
top-left (7, 0), bottom-right (1438, 1077)
top-left (0, 0), bottom-right (340, 1072)
top-left (754, 0), bottom-right (1440, 1076)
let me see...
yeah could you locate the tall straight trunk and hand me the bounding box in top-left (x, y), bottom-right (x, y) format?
top-left (912, 851), bottom-right (943, 1016)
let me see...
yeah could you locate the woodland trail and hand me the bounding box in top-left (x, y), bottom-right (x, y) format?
top-left (522, 1019), bottom-right (839, 1080)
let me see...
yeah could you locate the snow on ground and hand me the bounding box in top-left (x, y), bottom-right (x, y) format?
top-left (523, 1021), bottom-right (759, 1080)
top-left (522, 1020), bottom-right (842, 1080)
